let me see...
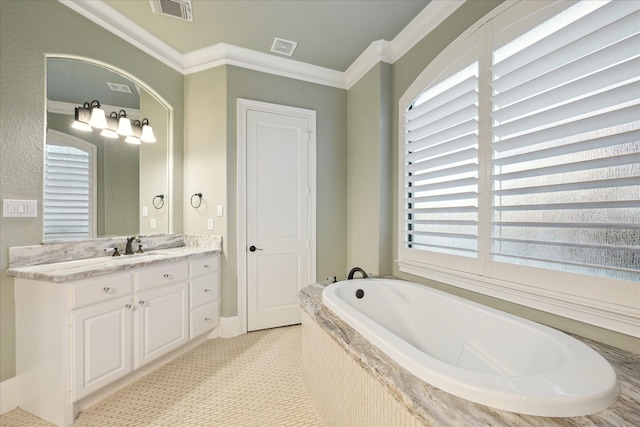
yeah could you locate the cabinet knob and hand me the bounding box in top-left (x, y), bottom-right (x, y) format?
top-left (163, 274), bottom-right (172, 279)
top-left (204, 317), bottom-right (212, 322)
top-left (139, 300), bottom-right (147, 306)
top-left (204, 264), bottom-right (211, 269)
top-left (103, 287), bottom-right (111, 293)
top-left (125, 304), bottom-right (133, 310)
top-left (204, 289), bottom-right (212, 293)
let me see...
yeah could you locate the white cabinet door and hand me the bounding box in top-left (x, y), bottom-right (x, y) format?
top-left (72, 296), bottom-right (134, 401)
top-left (135, 282), bottom-right (189, 368)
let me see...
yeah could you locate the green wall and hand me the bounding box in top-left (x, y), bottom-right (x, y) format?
top-left (184, 65), bottom-right (348, 317)
top-left (0, 0), bottom-right (184, 382)
top-left (346, 62), bottom-right (392, 276)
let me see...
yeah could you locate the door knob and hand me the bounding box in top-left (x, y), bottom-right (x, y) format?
top-left (249, 245), bottom-right (263, 252)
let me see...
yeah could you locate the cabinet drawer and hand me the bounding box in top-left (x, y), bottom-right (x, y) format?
top-left (70, 274), bottom-right (133, 309)
top-left (190, 301), bottom-right (218, 339)
top-left (136, 262), bottom-right (188, 292)
top-left (190, 275), bottom-right (219, 308)
top-left (190, 255), bottom-right (219, 278)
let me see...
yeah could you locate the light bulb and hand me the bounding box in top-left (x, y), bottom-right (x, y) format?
top-left (100, 128), bottom-right (119, 139)
top-left (72, 120), bottom-right (92, 132)
top-left (117, 117), bottom-right (133, 136)
top-left (125, 135), bottom-right (141, 145)
top-left (89, 106), bottom-right (108, 129)
top-left (140, 119), bottom-right (156, 143)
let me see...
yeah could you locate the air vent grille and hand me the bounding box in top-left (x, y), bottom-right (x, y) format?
top-left (149, 0), bottom-right (193, 22)
top-left (271, 37), bottom-right (297, 57)
top-left (106, 82), bottom-right (132, 94)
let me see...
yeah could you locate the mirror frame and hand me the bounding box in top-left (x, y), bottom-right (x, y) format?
top-left (44, 54), bottom-right (175, 239)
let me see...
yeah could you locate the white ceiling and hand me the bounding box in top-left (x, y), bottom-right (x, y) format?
top-left (59, 0), bottom-right (465, 88)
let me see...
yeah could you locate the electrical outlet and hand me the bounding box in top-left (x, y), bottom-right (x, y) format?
top-left (207, 219), bottom-right (214, 230)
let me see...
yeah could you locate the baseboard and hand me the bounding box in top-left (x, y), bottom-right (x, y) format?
top-left (218, 316), bottom-right (242, 337)
top-left (0, 376), bottom-right (18, 415)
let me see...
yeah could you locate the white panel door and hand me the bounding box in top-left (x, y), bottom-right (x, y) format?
top-left (247, 110), bottom-right (310, 331)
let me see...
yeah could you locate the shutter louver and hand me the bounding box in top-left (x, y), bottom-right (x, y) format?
top-left (44, 145), bottom-right (91, 241)
top-left (490, 1), bottom-right (640, 282)
top-left (403, 64), bottom-right (479, 259)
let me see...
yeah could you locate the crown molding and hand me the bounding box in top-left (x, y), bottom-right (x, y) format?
top-left (58, 0), bottom-right (185, 73)
top-left (58, 0), bottom-right (466, 89)
top-left (182, 43), bottom-right (346, 89)
top-left (344, 40), bottom-right (393, 89)
top-left (388, 0), bottom-right (465, 63)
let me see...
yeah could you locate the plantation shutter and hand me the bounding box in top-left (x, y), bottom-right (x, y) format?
top-left (402, 53), bottom-right (480, 267)
top-left (490, 1), bottom-right (640, 281)
top-left (44, 144), bottom-right (92, 241)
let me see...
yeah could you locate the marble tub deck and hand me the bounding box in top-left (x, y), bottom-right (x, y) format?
top-left (299, 282), bottom-right (640, 427)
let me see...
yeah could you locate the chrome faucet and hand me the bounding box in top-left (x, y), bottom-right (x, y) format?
top-left (125, 235), bottom-right (141, 255)
top-left (347, 267), bottom-right (368, 280)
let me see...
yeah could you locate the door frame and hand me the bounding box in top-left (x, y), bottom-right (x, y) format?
top-left (237, 98), bottom-right (317, 335)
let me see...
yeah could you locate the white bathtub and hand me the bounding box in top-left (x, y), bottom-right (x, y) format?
top-left (322, 278), bottom-right (619, 417)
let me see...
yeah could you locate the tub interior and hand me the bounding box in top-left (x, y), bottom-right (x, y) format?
top-left (336, 280), bottom-right (564, 376)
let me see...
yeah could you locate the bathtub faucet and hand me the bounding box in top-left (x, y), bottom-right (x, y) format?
top-left (347, 267), bottom-right (368, 280)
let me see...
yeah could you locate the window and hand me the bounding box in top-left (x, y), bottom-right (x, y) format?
top-left (399, 0), bottom-right (639, 336)
top-left (44, 130), bottom-right (96, 241)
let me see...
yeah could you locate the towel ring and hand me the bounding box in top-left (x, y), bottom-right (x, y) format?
top-left (153, 194), bottom-right (165, 209)
top-left (190, 193), bottom-right (203, 208)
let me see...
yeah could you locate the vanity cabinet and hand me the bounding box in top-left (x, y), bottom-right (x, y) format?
top-left (71, 295), bottom-right (134, 400)
top-left (135, 282), bottom-right (189, 368)
top-left (189, 255), bottom-right (220, 338)
top-left (14, 252), bottom-right (219, 427)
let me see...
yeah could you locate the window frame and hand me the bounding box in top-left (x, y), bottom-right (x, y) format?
top-left (397, 0), bottom-right (639, 338)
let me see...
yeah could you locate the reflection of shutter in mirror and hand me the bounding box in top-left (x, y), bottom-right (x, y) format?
top-left (44, 135), bottom-right (96, 241)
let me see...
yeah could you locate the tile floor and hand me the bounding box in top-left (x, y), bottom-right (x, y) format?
top-left (0, 325), bottom-right (324, 427)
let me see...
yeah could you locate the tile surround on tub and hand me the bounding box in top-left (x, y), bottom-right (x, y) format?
top-left (8, 234), bottom-right (221, 269)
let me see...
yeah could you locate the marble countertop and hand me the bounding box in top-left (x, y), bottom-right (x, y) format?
top-left (299, 281), bottom-right (640, 427)
top-left (6, 247), bottom-right (220, 283)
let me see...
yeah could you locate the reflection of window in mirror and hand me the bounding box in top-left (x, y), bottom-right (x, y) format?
top-left (44, 130), bottom-right (97, 241)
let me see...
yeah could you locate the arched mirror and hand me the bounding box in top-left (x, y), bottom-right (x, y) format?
top-left (45, 57), bottom-right (171, 241)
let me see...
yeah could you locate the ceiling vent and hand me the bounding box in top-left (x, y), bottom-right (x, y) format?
top-left (150, 0), bottom-right (193, 22)
top-left (271, 37), bottom-right (297, 57)
top-left (106, 82), bottom-right (132, 94)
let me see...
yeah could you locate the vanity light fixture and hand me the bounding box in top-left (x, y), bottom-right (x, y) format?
top-left (125, 135), bottom-right (141, 145)
top-left (100, 112), bottom-right (120, 139)
top-left (88, 100), bottom-right (108, 129)
top-left (72, 102), bottom-right (92, 132)
top-left (116, 110), bottom-right (134, 136)
top-left (140, 118), bottom-right (156, 143)
top-left (72, 100), bottom-right (156, 144)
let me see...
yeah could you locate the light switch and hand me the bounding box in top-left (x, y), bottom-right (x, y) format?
top-left (142, 206), bottom-right (149, 217)
top-left (150, 218), bottom-right (156, 229)
top-left (208, 219), bottom-right (214, 230)
top-left (3, 199), bottom-right (38, 217)
top-left (217, 205), bottom-right (223, 217)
